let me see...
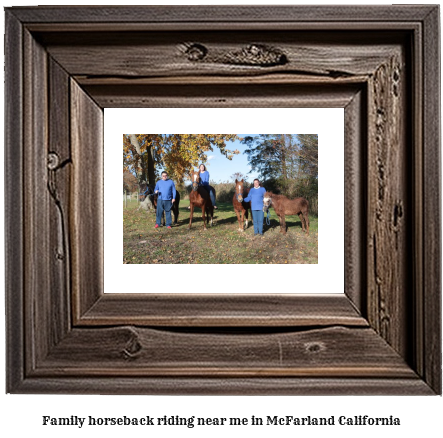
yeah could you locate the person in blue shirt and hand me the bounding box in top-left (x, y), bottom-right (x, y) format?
top-left (198, 164), bottom-right (217, 209)
top-left (154, 171), bottom-right (176, 229)
top-left (243, 178), bottom-right (266, 236)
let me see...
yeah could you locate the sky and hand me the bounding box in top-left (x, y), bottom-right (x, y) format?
top-left (200, 135), bottom-right (253, 183)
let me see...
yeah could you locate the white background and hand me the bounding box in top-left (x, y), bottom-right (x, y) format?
top-left (1, 1), bottom-right (442, 438)
top-left (107, 108), bottom-right (343, 294)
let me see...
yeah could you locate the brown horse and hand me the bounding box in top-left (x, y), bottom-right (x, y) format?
top-left (232, 179), bottom-right (251, 232)
top-left (152, 191), bottom-right (180, 225)
top-left (189, 170), bottom-right (214, 230)
top-left (263, 192), bottom-right (309, 235)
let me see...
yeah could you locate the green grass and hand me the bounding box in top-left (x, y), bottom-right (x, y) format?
top-left (124, 200), bottom-right (318, 264)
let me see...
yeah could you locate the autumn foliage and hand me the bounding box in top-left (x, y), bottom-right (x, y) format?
top-left (123, 134), bottom-right (239, 187)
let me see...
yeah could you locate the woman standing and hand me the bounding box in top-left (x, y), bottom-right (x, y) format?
top-left (198, 163), bottom-right (217, 209)
top-left (243, 178), bottom-right (266, 236)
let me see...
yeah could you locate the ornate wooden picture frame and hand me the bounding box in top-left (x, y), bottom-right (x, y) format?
top-left (5, 6), bottom-right (441, 394)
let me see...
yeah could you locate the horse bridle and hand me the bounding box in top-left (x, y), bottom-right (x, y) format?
top-left (263, 195), bottom-right (272, 212)
top-left (192, 173), bottom-right (199, 192)
top-left (236, 183), bottom-right (243, 202)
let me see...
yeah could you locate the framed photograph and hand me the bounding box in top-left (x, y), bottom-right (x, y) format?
top-left (110, 109), bottom-right (341, 294)
top-left (5, 5), bottom-right (440, 394)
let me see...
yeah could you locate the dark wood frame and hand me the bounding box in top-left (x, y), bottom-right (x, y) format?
top-left (5, 6), bottom-right (441, 394)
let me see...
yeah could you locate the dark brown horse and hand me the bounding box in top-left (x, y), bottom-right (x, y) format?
top-left (263, 192), bottom-right (309, 235)
top-left (189, 170), bottom-right (214, 230)
top-left (152, 191), bottom-right (180, 225)
top-left (232, 179), bottom-right (251, 232)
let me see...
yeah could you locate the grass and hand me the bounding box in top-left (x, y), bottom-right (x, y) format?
top-left (123, 200), bottom-right (318, 264)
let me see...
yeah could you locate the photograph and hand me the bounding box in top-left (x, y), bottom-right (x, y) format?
top-left (123, 134), bottom-right (318, 265)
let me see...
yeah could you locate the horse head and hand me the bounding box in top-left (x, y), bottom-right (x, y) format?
top-left (263, 191), bottom-right (273, 212)
top-left (139, 183), bottom-right (153, 202)
top-left (235, 179), bottom-right (244, 202)
top-left (191, 170), bottom-right (200, 192)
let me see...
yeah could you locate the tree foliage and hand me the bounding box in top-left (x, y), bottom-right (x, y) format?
top-left (296, 134), bottom-right (318, 178)
top-left (242, 134), bottom-right (318, 180)
top-left (123, 134), bottom-right (239, 187)
top-left (123, 169), bottom-right (139, 193)
top-left (241, 134), bottom-right (318, 207)
top-left (230, 171), bottom-right (247, 182)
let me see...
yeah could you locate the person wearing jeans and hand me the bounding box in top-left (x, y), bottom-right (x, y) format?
top-left (198, 163), bottom-right (217, 209)
top-left (154, 171), bottom-right (176, 229)
top-left (243, 178), bottom-right (266, 235)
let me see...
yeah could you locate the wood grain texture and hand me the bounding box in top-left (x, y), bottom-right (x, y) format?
top-left (8, 5), bottom-right (437, 23)
top-left (4, 10), bottom-right (24, 393)
top-left (367, 50), bottom-right (410, 358)
top-left (70, 80), bottom-right (104, 320)
top-left (23, 29), bottom-right (50, 372)
top-left (40, 31), bottom-right (403, 79)
top-left (48, 57), bottom-right (72, 346)
top-left (37, 326), bottom-right (415, 377)
top-left (83, 83), bottom-right (361, 109)
top-left (4, 5), bottom-right (441, 395)
top-left (79, 294), bottom-right (367, 327)
top-left (422, 6), bottom-right (441, 394)
top-left (411, 19), bottom-right (425, 381)
top-left (344, 90), bottom-right (366, 313)
top-left (12, 376), bottom-right (434, 396)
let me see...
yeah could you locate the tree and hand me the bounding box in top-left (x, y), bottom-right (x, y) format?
top-left (123, 134), bottom-right (240, 187)
top-left (124, 134), bottom-right (161, 187)
top-left (230, 171), bottom-right (246, 182)
top-left (241, 134), bottom-right (318, 199)
top-left (296, 134), bottom-right (318, 178)
top-left (123, 169), bottom-right (139, 193)
top-left (241, 134), bottom-right (297, 181)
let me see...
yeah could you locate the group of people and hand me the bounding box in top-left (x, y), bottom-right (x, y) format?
top-left (152, 163), bottom-right (267, 235)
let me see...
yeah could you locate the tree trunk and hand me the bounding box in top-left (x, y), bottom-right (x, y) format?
top-left (281, 134), bottom-right (287, 179)
top-left (129, 134), bottom-right (155, 187)
top-left (146, 144), bottom-right (155, 187)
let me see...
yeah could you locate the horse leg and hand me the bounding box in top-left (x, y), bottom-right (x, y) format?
top-left (239, 209), bottom-right (243, 228)
top-left (298, 213), bottom-right (305, 232)
top-left (188, 204), bottom-right (194, 229)
top-left (244, 208), bottom-right (248, 229)
top-left (201, 202), bottom-right (207, 230)
top-left (209, 205), bottom-right (214, 227)
top-left (304, 211), bottom-right (310, 235)
top-left (279, 215), bottom-right (286, 234)
top-left (235, 210), bottom-right (242, 231)
top-left (172, 204), bottom-right (177, 224)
